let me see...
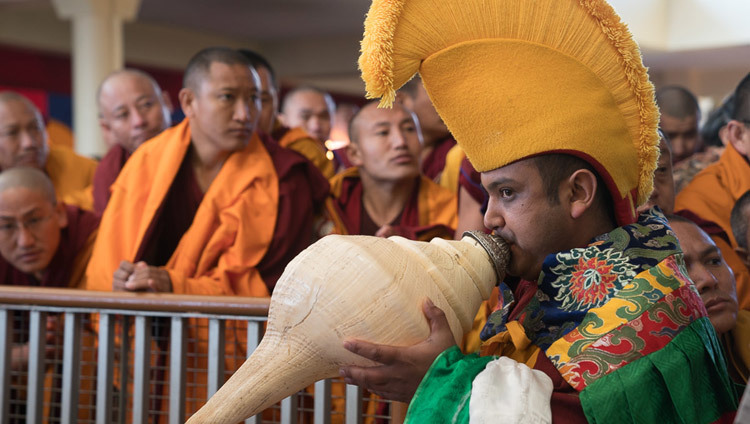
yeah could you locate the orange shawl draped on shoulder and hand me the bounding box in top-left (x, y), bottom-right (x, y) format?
top-left (85, 118), bottom-right (278, 298)
top-left (45, 144), bottom-right (97, 211)
top-left (274, 126), bottom-right (335, 179)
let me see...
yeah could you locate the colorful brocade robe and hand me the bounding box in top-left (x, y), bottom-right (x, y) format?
top-left (405, 210), bottom-right (739, 423)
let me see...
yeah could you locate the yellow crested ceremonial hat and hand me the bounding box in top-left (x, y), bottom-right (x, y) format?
top-left (359, 0), bottom-right (660, 225)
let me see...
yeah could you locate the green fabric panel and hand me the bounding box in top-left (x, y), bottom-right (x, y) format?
top-left (580, 318), bottom-right (738, 424)
top-left (404, 345), bottom-right (496, 424)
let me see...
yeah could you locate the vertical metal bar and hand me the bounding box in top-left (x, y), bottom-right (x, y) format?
top-left (207, 318), bottom-right (225, 397)
top-left (96, 314), bottom-right (115, 424)
top-left (168, 316), bottom-right (186, 424)
top-left (0, 309), bottom-right (11, 424)
top-left (60, 312), bottom-right (81, 424)
top-left (26, 310), bottom-right (46, 424)
top-left (345, 384), bottom-right (362, 424)
top-left (314, 379), bottom-right (332, 424)
top-left (281, 394), bottom-right (299, 424)
top-left (116, 316), bottom-right (130, 424)
top-left (245, 320), bottom-right (264, 424)
top-left (132, 315), bottom-right (151, 423)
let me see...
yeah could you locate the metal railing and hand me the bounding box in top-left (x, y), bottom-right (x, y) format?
top-left (0, 286), bottom-right (405, 424)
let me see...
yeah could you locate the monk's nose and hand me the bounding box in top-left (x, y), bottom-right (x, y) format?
top-left (692, 264), bottom-right (719, 294)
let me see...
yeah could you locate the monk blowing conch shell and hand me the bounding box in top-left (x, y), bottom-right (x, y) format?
top-left (187, 232), bottom-right (509, 423)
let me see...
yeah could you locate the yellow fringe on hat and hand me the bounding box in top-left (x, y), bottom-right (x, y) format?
top-left (359, 0), bottom-right (407, 108)
top-left (359, 0), bottom-right (660, 206)
top-left (578, 0), bottom-right (660, 204)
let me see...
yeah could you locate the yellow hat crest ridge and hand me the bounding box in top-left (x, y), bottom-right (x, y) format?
top-left (359, 0), bottom-right (660, 225)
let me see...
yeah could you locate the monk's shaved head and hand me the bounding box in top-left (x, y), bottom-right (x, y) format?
top-left (0, 167), bottom-right (57, 205)
top-left (0, 91), bottom-right (44, 124)
top-left (656, 86), bottom-right (701, 120)
top-left (183, 47), bottom-right (254, 91)
top-left (97, 69), bottom-right (164, 113)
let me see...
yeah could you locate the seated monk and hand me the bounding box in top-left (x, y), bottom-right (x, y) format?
top-left (668, 214), bottom-right (748, 385)
top-left (396, 75), bottom-right (456, 183)
top-left (279, 86), bottom-right (348, 170)
top-left (675, 74), bottom-right (750, 310)
top-left (93, 68), bottom-right (173, 213)
top-left (0, 92), bottom-right (97, 210)
top-left (0, 167), bottom-right (99, 420)
top-left (239, 49), bottom-right (335, 178)
top-left (328, 100), bottom-right (457, 240)
top-left (85, 47), bottom-right (329, 415)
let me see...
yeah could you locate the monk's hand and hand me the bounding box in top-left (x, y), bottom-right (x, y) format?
top-left (375, 224), bottom-right (397, 238)
top-left (339, 298), bottom-right (456, 403)
top-left (128, 262), bottom-right (173, 293)
top-left (112, 260), bottom-right (136, 291)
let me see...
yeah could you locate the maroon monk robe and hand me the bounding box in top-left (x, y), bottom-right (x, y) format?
top-left (93, 144), bottom-right (132, 215)
top-left (330, 174), bottom-right (454, 241)
top-left (255, 133), bottom-right (330, 291)
top-left (422, 136), bottom-right (457, 181)
top-left (0, 205), bottom-right (99, 287)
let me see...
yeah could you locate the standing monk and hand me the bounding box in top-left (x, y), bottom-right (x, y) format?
top-left (0, 92), bottom-right (97, 210)
top-left (85, 47), bottom-right (329, 413)
top-left (93, 69), bottom-right (173, 213)
top-left (328, 100), bottom-right (456, 240)
top-left (341, 0), bottom-right (738, 422)
top-left (239, 49), bottom-right (335, 178)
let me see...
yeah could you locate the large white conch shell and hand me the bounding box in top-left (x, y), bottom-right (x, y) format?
top-left (188, 232), bottom-right (509, 423)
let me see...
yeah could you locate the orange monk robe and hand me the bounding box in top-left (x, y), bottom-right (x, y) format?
top-left (86, 118), bottom-right (329, 415)
top-left (272, 124), bottom-right (335, 179)
top-left (438, 144), bottom-right (465, 194)
top-left (327, 167), bottom-right (458, 240)
top-left (44, 144), bottom-right (97, 211)
top-left (676, 143), bottom-right (750, 310)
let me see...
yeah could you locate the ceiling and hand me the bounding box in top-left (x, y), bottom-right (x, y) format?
top-left (138, 0), bottom-right (372, 42)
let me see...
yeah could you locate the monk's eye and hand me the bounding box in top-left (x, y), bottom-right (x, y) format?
top-left (499, 188), bottom-right (514, 199)
top-left (219, 93), bottom-right (234, 101)
top-left (0, 128), bottom-right (19, 138)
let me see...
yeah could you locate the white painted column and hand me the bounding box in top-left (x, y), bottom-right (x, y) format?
top-left (52, 0), bottom-right (141, 158)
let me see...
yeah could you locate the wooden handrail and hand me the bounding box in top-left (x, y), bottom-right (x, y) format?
top-left (0, 286), bottom-right (270, 316)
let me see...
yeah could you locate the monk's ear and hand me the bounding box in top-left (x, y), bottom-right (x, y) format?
top-left (54, 202), bottom-right (68, 229)
top-left (565, 169), bottom-right (598, 220)
top-left (347, 142), bottom-right (363, 167)
top-left (735, 246), bottom-right (750, 269)
top-left (726, 120), bottom-right (750, 156)
top-left (178, 88), bottom-right (195, 118)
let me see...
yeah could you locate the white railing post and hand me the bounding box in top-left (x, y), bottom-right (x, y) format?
top-left (27, 310), bottom-right (47, 424)
top-left (133, 315), bottom-right (152, 422)
top-left (314, 379), bottom-right (332, 424)
top-left (169, 316), bottom-right (186, 424)
top-left (246, 320), bottom-right (264, 424)
top-left (96, 313), bottom-right (115, 424)
top-left (345, 384), bottom-right (363, 424)
top-left (0, 309), bottom-right (11, 424)
top-left (207, 318), bottom-right (226, 397)
top-left (60, 312), bottom-right (82, 424)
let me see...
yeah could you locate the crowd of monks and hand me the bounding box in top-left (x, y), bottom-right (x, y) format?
top-left (0, 45), bottom-right (748, 418)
